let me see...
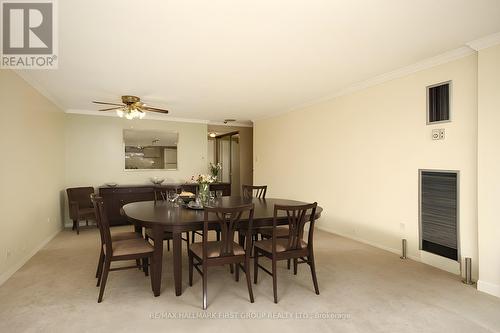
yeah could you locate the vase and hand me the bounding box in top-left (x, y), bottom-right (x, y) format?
top-left (198, 183), bottom-right (210, 205)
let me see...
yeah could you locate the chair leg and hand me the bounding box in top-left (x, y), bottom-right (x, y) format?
top-left (98, 258), bottom-right (111, 303)
top-left (235, 262), bottom-right (240, 282)
top-left (95, 248), bottom-right (104, 279)
top-left (253, 250), bottom-right (259, 284)
top-left (272, 257), bottom-right (278, 303)
top-left (136, 259), bottom-right (141, 271)
top-left (230, 264), bottom-right (234, 274)
top-left (73, 220), bottom-right (79, 235)
top-left (86, 219), bottom-right (89, 226)
top-left (293, 258), bottom-right (298, 275)
top-left (188, 253), bottom-right (193, 286)
top-left (186, 232), bottom-right (190, 248)
top-left (287, 259), bottom-right (291, 270)
top-left (308, 254), bottom-right (320, 295)
top-left (191, 231), bottom-right (195, 243)
top-left (244, 257), bottom-right (254, 303)
top-left (216, 231), bottom-right (220, 241)
top-left (72, 221), bottom-right (75, 230)
top-left (167, 239), bottom-right (170, 251)
top-left (143, 258), bottom-right (149, 276)
top-left (150, 257), bottom-right (155, 292)
top-left (202, 263), bottom-right (208, 310)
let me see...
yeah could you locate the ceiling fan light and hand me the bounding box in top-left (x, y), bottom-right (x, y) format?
top-left (125, 112), bottom-right (134, 120)
top-left (116, 109), bottom-right (124, 117)
top-left (139, 111), bottom-right (146, 119)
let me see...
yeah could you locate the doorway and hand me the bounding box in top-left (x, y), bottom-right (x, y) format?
top-left (208, 131), bottom-right (240, 196)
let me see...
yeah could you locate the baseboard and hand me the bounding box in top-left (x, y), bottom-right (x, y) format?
top-left (316, 225), bottom-right (452, 270)
top-left (0, 228), bottom-right (61, 286)
top-left (477, 280), bottom-right (500, 298)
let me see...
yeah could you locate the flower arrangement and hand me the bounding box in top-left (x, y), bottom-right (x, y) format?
top-left (191, 174), bottom-right (216, 205)
top-left (209, 162), bottom-right (222, 179)
top-left (191, 174), bottom-right (217, 184)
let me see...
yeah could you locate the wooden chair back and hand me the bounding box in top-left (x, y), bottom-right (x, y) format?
top-left (90, 195), bottom-right (113, 256)
top-left (242, 185), bottom-right (267, 199)
top-left (203, 204), bottom-right (254, 259)
top-left (273, 202), bottom-right (318, 251)
top-left (90, 194), bottom-right (104, 243)
top-left (67, 187), bottom-right (95, 208)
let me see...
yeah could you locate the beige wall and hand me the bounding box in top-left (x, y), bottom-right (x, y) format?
top-left (0, 70), bottom-right (65, 285)
top-left (254, 55), bottom-right (478, 277)
top-left (477, 44), bottom-right (500, 296)
top-left (64, 114), bottom-right (208, 222)
top-left (208, 125), bottom-right (254, 192)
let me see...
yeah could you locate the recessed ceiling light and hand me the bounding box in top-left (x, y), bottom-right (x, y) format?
top-left (208, 132), bottom-right (217, 138)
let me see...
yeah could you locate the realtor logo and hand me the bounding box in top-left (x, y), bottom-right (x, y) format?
top-left (1, 0), bottom-right (57, 69)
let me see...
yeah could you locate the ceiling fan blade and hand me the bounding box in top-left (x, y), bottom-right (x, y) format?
top-left (142, 106), bottom-right (169, 114)
top-left (99, 107), bottom-right (121, 111)
top-left (92, 101), bottom-right (124, 107)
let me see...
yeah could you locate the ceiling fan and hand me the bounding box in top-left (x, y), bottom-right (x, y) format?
top-left (92, 95), bottom-right (169, 120)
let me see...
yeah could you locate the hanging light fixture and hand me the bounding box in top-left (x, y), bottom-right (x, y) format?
top-left (116, 106), bottom-right (146, 120)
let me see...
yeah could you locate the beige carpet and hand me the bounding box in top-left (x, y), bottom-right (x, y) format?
top-left (1, 227), bottom-right (500, 333)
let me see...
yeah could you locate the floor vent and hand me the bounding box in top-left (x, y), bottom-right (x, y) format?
top-left (419, 170), bottom-right (458, 261)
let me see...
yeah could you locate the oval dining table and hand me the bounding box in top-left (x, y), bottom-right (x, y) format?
top-left (121, 196), bottom-right (323, 297)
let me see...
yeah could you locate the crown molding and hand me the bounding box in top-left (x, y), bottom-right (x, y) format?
top-left (208, 121), bottom-right (253, 128)
top-left (253, 46), bottom-right (475, 122)
top-left (467, 31), bottom-right (500, 51)
top-left (65, 109), bottom-right (253, 127)
top-left (14, 70), bottom-right (66, 111)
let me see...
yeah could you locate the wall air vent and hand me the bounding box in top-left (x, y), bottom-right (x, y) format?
top-left (419, 170), bottom-right (459, 261)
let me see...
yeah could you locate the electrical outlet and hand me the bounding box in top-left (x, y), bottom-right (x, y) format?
top-left (432, 128), bottom-right (445, 140)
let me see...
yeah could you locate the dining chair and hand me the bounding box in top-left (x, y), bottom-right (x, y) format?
top-left (238, 185), bottom-right (276, 256)
top-left (90, 194), bottom-right (142, 282)
top-left (91, 195), bottom-right (154, 303)
top-left (253, 202), bottom-right (319, 303)
top-left (242, 185), bottom-right (267, 199)
top-left (67, 187), bottom-right (97, 234)
top-left (146, 189), bottom-right (190, 251)
top-left (188, 204), bottom-right (255, 310)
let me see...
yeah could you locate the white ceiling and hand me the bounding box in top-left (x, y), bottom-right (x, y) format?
top-left (17, 0), bottom-right (500, 125)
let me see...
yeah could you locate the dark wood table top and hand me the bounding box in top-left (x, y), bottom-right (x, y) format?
top-left (122, 197), bottom-right (322, 229)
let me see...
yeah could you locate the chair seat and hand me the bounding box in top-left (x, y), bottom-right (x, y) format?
top-left (190, 241), bottom-right (245, 258)
top-left (145, 228), bottom-right (173, 240)
top-left (104, 238), bottom-right (154, 257)
top-left (254, 238), bottom-right (307, 253)
top-left (111, 231), bottom-right (140, 242)
top-left (258, 226), bottom-right (289, 238)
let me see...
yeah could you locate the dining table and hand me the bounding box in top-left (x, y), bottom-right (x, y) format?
top-left (121, 196), bottom-right (322, 297)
